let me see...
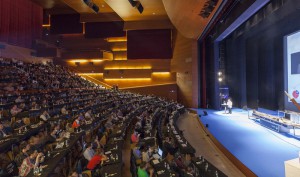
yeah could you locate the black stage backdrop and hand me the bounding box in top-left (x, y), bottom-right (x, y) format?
top-left (221, 0), bottom-right (300, 110)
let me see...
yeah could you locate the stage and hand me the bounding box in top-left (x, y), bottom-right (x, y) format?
top-left (192, 108), bottom-right (300, 177)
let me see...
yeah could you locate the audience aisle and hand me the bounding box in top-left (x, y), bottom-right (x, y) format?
top-left (176, 111), bottom-right (245, 177)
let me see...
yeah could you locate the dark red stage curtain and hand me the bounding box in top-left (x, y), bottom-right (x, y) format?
top-left (0, 0), bottom-right (42, 48)
top-left (127, 29), bottom-right (173, 59)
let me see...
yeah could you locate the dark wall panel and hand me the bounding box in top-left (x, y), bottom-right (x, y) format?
top-left (50, 14), bottom-right (82, 34)
top-left (36, 47), bottom-right (57, 57)
top-left (62, 50), bottom-right (101, 59)
top-left (127, 29), bottom-right (172, 59)
top-left (85, 21), bottom-right (125, 38)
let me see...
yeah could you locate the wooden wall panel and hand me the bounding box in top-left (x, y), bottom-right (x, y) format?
top-left (103, 69), bottom-right (152, 78)
top-left (171, 31), bottom-right (198, 108)
top-left (78, 73), bottom-right (176, 88)
top-left (122, 84), bottom-right (177, 101)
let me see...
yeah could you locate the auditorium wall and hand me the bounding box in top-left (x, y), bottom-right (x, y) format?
top-left (171, 32), bottom-right (199, 108)
top-left (0, 42), bottom-right (52, 63)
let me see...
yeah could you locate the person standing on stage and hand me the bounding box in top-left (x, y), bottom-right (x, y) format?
top-left (227, 98), bottom-right (233, 114)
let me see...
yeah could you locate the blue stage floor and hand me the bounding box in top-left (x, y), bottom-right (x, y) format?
top-left (193, 108), bottom-right (300, 177)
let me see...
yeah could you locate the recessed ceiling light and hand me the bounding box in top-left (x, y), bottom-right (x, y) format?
top-left (152, 12), bottom-right (156, 15)
top-left (101, 4), bottom-right (105, 8)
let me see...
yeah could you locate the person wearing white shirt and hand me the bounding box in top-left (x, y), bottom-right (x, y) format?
top-left (227, 99), bottom-right (233, 114)
top-left (83, 143), bottom-right (95, 161)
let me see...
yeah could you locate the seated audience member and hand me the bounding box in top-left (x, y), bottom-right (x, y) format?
top-left (0, 122), bottom-right (12, 138)
top-left (30, 102), bottom-right (40, 110)
top-left (185, 165), bottom-right (195, 177)
top-left (3, 83), bottom-right (14, 92)
top-left (84, 109), bottom-right (94, 120)
top-left (93, 135), bottom-right (101, 149)
top-left (72, 117), bottom-right (81, 129)
top-left (142, 146), bottom-right (154, 163)
top-left (50, 124), bottom-right (64, 142)
top-left (12, 118), bottom-right (26, 129)
top-left (131, 131), bottom-right (140, 143)
top-left (68, 172), bottom-right (79, 177)
top-left (132, 146), bottom-right (142, 159)
top-left (163, 137), bottom-right (178, 156)
top-left (39, 110), bottom-right (50, 122)
top-left (18, 150), bottom-right (44, 177)
top-left (41, 99), bottom-right (48, 108)
top-left (61, 106), bottom-right (68, 115)
top-left (137, 162), bottom-right (154, 177)
top-left (15, 96), bottom-right (24, 103)
top-left (86, 148), bottom-right (107, 170)
top-left (83, 143), bottom-right (95, 161)
top-left (10, 105), bottom-right (22, 116)
top-left (15, 142), bottom-right (31, 167)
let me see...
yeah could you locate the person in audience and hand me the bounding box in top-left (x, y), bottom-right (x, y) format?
top-left (0, 122), bottom-right (12, 138)
top-left (39, 110), bottom-right (50, 122)
top-left (61, 106), bottom-right (68, 115)
top-left (15, 96), bottom-right (24, 103)
top-left (141, 146), bottom-right (153, 163)
top-left (132, 146), bottom-right (143, 159)
top-left (18, 150), bottom-right (44, 177)
top-left (137, 162), bottom-right (154, 177)
top-left (72, 117), bottom-right (81, 129)
top-left (50, 124), bottom-right (64, 142)
top-left (3, 83), bottom-right (14, 92)
top-left (86, 148), bottom-right (107, 170)
top-left (15, 142), bottom-right (31, 167)
top-left (163, 137), bottom-right (178, 157)
top-left (83, 143), bottom-right (95, 161)
top-left (68, 171), bottom-right (79, 177)
top-left (185, 165), bottom-right (195, 177)
top-left (84, 109), bottom-right (94, 120)
top-left (41, 99), bottom-right (49, 108)
top-left (30, 101), bottom-right (40, 110)
top-left (10, 105), bottom-right (22, 116)
top-left (93, 135), bottom-right (102, 149)
top-left (131, 131), bottom-right (140, 143)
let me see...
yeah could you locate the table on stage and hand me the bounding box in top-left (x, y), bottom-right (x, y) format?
top-left (221, 104), bottom-right (228, 114)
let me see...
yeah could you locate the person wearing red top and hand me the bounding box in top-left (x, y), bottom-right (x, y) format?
top-left (131, 131), bottom-right (140, 143)
top-left (86, 149), bottom-right (107, 170)
top-left (72, 117), bottom-right (80, 128)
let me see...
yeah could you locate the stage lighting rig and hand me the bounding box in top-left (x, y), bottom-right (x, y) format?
top-left (83, 0), bottom-right (99, 13)
top-left (128, 0), bottom-right (144, 14)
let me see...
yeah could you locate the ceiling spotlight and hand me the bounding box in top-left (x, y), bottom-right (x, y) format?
top-left (218, 72), bottom-right (222, 76)
top-left (218, 78), bottom-right (222, 82)
top-left (83, 0), bottom-right (99, 13)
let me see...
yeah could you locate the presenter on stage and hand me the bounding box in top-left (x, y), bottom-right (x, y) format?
top-left (284, 91), bottom-right (300, 111)
top-left (227, 98), bottom-right (233, 114)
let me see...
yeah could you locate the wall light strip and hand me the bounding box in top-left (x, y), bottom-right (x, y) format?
top-left (106, 37), bottom-right (127, 42)
top-left (78, 73), bottom-right (103, 76)
top-left (112, 48), bottom-right (127, 52)
top-left (104, 78), bottom-right (151, 81)
top-left (42, 24), bottom-right (50, 27)
top-left (152, 72), bottom-right (170, 74)
top-left (104, 67), bottom-right (152, 70)
top-left (67, 59), bottom-right (103, 63)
